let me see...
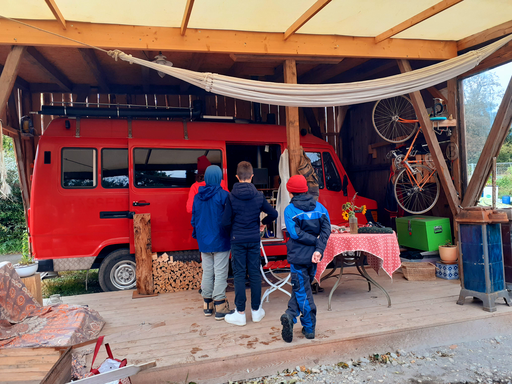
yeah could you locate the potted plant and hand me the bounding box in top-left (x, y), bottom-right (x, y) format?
top-left (14, 232), bottom-right (38, 278)
top-left (438, 239), bottom-right (457, 264)
top-left (342, 194), bottom-right (367, 234)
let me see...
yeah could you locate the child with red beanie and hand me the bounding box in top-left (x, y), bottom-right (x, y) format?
top-left (280, 174), bottom-right (331, 342)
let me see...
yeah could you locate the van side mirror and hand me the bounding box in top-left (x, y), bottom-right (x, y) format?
top-left (342, 175), bottom-right (349, 196)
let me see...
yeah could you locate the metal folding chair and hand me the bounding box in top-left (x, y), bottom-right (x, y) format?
top-left (260, 241), bottom-right (291, 303)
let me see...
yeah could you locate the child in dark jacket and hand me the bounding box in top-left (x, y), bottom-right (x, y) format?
top-left (191, 165), bottom-right (231, 320)
top-left (221, 161), bottom-right (278, 326)
top-left (280, 175), bottom-right (331, 342)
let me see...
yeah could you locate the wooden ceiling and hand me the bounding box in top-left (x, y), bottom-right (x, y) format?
top-left (0, 0), bottom-right (511, 96)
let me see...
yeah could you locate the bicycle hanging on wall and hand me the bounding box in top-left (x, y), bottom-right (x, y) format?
top-left (372, 95), bottom-right (453, 215)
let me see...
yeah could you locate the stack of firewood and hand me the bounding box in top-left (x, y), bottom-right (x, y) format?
top-left (152, 253), bottom-right (202, 293)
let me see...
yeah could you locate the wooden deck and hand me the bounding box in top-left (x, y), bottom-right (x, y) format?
top-left (64, 267), bottom-right (512, 384)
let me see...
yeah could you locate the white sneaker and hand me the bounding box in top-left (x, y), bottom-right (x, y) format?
top-left (225, 311), bottom-right (246, 326)
top-left (251, 307), bottom-right (265, 322)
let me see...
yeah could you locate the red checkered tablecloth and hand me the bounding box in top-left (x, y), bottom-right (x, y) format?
top-left (315, 232), bottom-right (401, 283)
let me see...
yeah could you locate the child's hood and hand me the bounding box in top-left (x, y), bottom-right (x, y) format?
top-left (291, 194), bottom-right (317, 212)
top-left (231, 182), bottom-right (259, 201)
top-left (198, 184), bottom-right (222, 201)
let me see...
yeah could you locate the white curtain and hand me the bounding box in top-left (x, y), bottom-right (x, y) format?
top-left (108, 34), bottom-right (512, 108)
top-left (276, 149), bottom-right (290, 239)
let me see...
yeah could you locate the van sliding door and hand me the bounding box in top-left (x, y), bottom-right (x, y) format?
top-left (128, 141), bottom-right (226, 253)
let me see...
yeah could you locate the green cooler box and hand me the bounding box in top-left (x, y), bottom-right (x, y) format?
top-left (396, 216), bottom-right (452, 251)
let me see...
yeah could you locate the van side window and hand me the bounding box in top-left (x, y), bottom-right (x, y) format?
top-left (133, 148), bottom-right (222, 188)
top-left (305, 152), bottom-right (324, 189)
top-left (323, 152), bottom-right (342, 192)
top-left (61, 148), bottom-right (97, 188)
top-left (102, 149), bottom-right (128, 188)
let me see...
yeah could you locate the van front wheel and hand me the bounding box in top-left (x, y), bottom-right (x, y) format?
top-left (99, 249), bottom-right (136, 292)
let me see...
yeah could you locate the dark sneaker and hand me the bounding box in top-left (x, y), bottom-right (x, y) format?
top-left (280, 313), bottom-right (294, 343)
top-left (301, 327), bottom-right (315, 340)
top-left (203, 298), bottom-right (214, 317)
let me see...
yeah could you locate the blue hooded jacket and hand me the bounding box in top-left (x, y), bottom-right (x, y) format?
top-left (191, 166), bottom-right (230, 253)
top-left (284, 194), bottom-right (331, 265)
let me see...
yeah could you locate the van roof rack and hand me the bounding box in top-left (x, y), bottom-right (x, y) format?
top-left (38, 100), bottom-right (203, 119)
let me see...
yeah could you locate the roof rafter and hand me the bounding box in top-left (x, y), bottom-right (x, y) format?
top-left (180, 0), bottom-right (195, 36)
top-left (44, 0), bottom-right (66, 30)
top-left (284, 0), bottom-right (332, 41)
top-left (78, 48), bottom-right (111, 93)
top-left (0, 19), bottom-right (457, 60)
top-left (25, 46), bottom-right (72, 92)
top-left (457, 20), bottom-right (512, 51)
top-left (375, 0), bottom-right (463, 44)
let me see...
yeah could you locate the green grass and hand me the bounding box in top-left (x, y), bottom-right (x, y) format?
top-left (0, 238), bottom-right (23, 254)
top-left (41, 269), bottom-right (102, 298)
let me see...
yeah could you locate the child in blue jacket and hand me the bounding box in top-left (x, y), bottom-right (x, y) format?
top-left (280, 175), bottom-right (331, 342)
top-left (191, 165), bottom-right (231, 320)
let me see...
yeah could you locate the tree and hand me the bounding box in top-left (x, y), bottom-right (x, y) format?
top-left (0, 135), bottom-right (25, 254)
top-left (463, 71), bottom-right (503, 164)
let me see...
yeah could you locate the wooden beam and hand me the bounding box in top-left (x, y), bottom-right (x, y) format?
top-left (1, 124), bottom-right (18, 137)
top-left (25, 47), bottom-right (72, 92)
top-left (284, 0), bottom-right (332, 40)
top-left (78, 48), bottom-right (110, 93)
top-left (0, 64), bottom-right (29, 91)
top-left (375, 0), bottom-right (463, 44)
top-left (461, 75), bottom-right (512, 207)
top-left (458, 20), bottom-right (512, 51)
top-left (44, 0), bottom-right (66, 30)
top-left (284, 60), bottom-right (301, 176)
top-left (0, 46), bottom-right (25, 120)
top-left (427, 86), bottom-right (445, 101)
top-left (133, 213), bottom-right (156, 297)
top-left (180, 0), bottom-right (195, 36)
top-left (459, 43), bottom-right (512, 79)
top-left (229, 54), bottom-right (342, 65)
top-left (0, 19), bottom-right (458, 60)
top-left (398, 59), bottom-right (460, 216)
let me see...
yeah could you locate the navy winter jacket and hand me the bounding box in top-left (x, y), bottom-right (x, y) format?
top-left (191, 184), bottom-right (230, 253)
top-left (221, 183), bottom-right (278, 244)
top-left (284, 194), bottom-right (331, 265)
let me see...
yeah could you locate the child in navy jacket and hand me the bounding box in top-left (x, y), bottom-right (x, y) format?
top-left (280, 175), bottom-right (331, 342)
top-left (221, 161), bottom-right (278, 326)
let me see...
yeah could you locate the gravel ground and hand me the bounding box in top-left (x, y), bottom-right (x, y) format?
top-left (235, 334), bottom-right (512, 384)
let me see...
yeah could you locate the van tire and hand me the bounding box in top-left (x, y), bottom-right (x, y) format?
top-left (99, 249), bottom-right (136, 292)
top-left (169, 250), bottom-right (201, 263)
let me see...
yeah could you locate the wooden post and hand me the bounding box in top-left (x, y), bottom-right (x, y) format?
top-left (21, 272), bottom-right (42, 306)
top-left (447, 78), bottom-right (461, 196)
top-left (133, 213), bottom-right (157, 298)
top-left (457, 80), bottom-right (468, 198)
top-left (398, 59), bottom-right (461, 217)
top-left (462, 75), bottom-right (512, 208)
top-left (284, 59), bottom-right (301, 176)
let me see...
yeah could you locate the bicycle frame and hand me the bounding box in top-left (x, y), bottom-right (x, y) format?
top-left (396, 122), bottom-right (436, 191)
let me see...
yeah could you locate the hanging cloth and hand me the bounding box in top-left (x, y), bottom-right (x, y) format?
top-left (107, 34), bottom-right (512, 108)
top-left (276, 149), bottom-right (290, 239)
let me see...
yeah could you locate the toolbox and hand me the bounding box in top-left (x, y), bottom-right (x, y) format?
top-left (396, 216), bottom-right (452, 252)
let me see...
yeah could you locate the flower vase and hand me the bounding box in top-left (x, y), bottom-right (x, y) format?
top-left (349, 216), bottom-right (358, 234)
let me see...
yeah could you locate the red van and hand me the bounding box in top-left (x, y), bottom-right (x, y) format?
top-left (29, 117), bottom-right (377, 291)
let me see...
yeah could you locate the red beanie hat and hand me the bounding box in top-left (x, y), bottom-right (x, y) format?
top-left (197, 155), bottom-right (211, 175)
top-left (287, 175), bottom-right (308, 193)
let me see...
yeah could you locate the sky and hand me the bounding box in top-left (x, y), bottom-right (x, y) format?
top-left (490, 61), bottom-right (512, 97)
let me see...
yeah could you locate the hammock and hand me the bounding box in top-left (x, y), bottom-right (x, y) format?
top-left (108, 34), bottom-right (512, 108)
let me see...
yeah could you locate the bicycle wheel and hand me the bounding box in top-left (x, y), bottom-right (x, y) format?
top-left (394, 164), bottom-right (440, 214)
top-left (372, 95), bottom-right (419, 143)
